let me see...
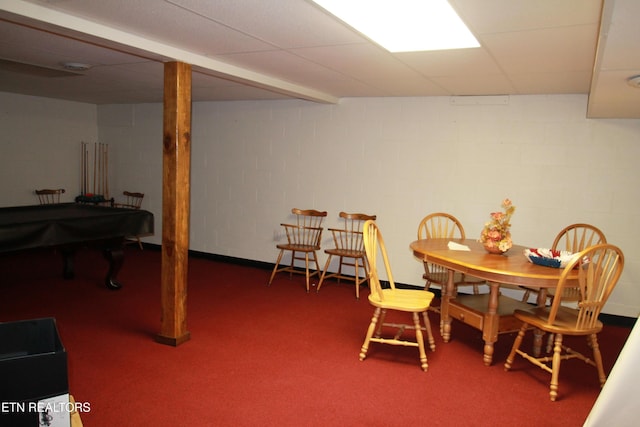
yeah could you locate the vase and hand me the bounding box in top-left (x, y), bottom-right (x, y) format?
top-left (483, 241), bottom-right (510, 255)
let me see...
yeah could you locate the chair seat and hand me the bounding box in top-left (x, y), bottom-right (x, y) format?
top-left (324, 248), bottom-right (365, 258)
top-left (276, 243), bottom-right (320, 252)
top-left (368, 288), bottom-right (434, 312)
top-left (514, 306), bottom-right (603, 336)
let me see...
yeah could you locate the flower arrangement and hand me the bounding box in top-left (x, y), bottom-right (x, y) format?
top-left (480, 198), bottom-right (515, 253)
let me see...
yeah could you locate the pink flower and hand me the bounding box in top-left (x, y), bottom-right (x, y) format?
top-left (487, 229), bottom-right (502, 241)
top-left (480, 198), bottom-right (515, 252)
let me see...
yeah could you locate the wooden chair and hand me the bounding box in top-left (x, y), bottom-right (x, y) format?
top-left (359, 220), bottom-right (436, 371)
top-left (504, 244), bottom-right (624, 401)
top-left (521, 223), bottom-right (607, 303)
top-left (113, 191), bottom-right (144, 210)
top-left (317, 212), bottom-right (377, 299)
top-left (268, 208), bottom-right (327, 292)
top-left (418, 213), bottom-right (485, 297)
top-left (35, 188), bottom-right (65, 204)
top-left (113, 191), bottom-right (145, 249)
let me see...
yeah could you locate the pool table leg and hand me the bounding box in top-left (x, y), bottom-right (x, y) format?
top-left (61, 248), bottom-right (75, 279)
top-left (103, 245), bottom-right (124, 290)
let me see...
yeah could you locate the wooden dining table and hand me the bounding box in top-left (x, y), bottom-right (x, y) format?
top-left (410, 238), bottom-right (577, 365)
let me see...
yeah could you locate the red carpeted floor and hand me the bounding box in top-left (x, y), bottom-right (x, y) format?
top-left (0, 247), bottom-right (632, 426)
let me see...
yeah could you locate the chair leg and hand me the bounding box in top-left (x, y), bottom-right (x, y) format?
top-left (289, 250), bottom-right (296, 279)
top-left (504, 323), bottom-right (528, 371)
top-left (304, 253), bottom-right (311, 293)
top-left (550, 333), bottom-right (563, 401)
top-left (312, 250), bottom-right (321, 275)
top-left (375, 309), bottom-right (387, 337)
top-left (421, 311), bottom-right (436, 351)
top-left (316, 254), bottom-right (333, 293)
top-left (533, 328), bottom-right (544, 357)
top-left (359, 307), bottom-right (381, 362)
top-left (353, 258), bottom-right (360, 300)
top-left (413, 312), bottom-right (428, 372)
top-left (268, 249), bottom-right (285, 285)
top-left (589, 334), bottom-right (607, 387)
top-left (336, 256), bottom-right (344, 284)
top-left (362, 257), bottom-right (370, 288)
top-left (545, 333), bottom-right (555, 354)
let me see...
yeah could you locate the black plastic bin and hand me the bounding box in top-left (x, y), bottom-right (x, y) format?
top-left (0, 317), bottom-right (69, 426)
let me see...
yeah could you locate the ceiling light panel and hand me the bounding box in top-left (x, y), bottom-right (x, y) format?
top-left (311, 0), bottom-right (480, 52)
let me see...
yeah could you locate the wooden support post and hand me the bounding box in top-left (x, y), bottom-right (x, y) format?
top-left (156, 61), bottom-right (192, 346)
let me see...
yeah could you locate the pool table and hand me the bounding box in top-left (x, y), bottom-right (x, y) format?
top-left (0, 203), bottom-right (154, 289)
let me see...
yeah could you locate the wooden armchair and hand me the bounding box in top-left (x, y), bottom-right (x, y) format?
top-left (113, 191), bottom-right (144, 210)
top-left (359, 220), bottom-right (435, 371)
top-left (504, 244), bottom-right (624, 401)
top-left (317, 212), bottom-right (377, 299)
top-left (268, 208), bottom-right (327, 292)
top-left (35, 188), bottom-right (65, 204)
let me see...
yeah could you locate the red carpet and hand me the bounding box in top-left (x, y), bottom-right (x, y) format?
top-left (0, 247), bottom-right (632, 426)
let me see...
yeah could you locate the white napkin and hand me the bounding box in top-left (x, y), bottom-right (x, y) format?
top-left (447, 241), bottom-right (471, 251)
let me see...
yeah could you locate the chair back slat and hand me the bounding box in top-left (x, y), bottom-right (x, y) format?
top-left (329, 212), bottom-right (376, 252)
top-left (418, 212), bottom-right (465, 240)
top-left (548, 244), bottom-right (624, 330)
top-left (281, 208), bottom-right (327, 248)
top-left (283, 224), bottom-right (323, 247)
top-left (552, 223), bottom-right (606, 253)
top-left (363, 220), bottom-right (396, 302)
top-left (115, 191), bottom-right (144, 209)
top-left (35, 188), bottom-right (65, 205)
top-left (418, 213), bottom-right (465, 276)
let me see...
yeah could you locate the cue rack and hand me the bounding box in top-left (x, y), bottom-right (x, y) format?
top-left (80, 141), bottom-right (109, 199)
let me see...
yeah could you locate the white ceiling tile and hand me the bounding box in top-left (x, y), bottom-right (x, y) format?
top-left (451, 0), bottom-right (603, 34)
top-left (482, 25), bottom-right (598, 74)
top-left (431, 74), bottom-right (515, 95)
top-left (394, 48), bottom-right (505, 76)
top-left (509, 71), bottom-right (593, 94)
top-left (0, 0), bottom-right (635, 116)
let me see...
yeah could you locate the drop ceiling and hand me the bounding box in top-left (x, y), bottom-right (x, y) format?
top-left (0, 0), bottom-right (639, 118)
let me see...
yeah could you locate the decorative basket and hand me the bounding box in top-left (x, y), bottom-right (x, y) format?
top-left (524, 248), bottom-right (577, 269)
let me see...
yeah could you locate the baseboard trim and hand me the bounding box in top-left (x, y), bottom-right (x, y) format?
top-left (140, 244), bottom-right (637, 328)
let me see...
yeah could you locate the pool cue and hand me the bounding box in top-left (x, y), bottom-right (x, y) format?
top-left (104, 143), bottom-right (109, 199)
top-left (84, 143), bottom-right (89, 195)
top-left (80, 142), bottom-right (84, 195)
top-left (100, 142), bottom-right (105, 197)
top-left (93, 142), bottom-right (97, 194)
top-left (81, 142), bottom-right (87, 195)
top-left (98, 142), bottom-right (103, 195)
top-left (86, 143), bottom-right (89, 194)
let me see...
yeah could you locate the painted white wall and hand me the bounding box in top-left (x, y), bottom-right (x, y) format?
top-left (1, 91), bottom-right (638, 317)
top-left (0, 92), bottom-right (97, 205)
top-left (97, 94), bottom-right (640, 317)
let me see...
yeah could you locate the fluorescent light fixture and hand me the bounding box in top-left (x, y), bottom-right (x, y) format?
top-left (311, 0), bottom-right (480, 52)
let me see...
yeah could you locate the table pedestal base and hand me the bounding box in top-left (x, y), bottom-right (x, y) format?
top-left (442, 283), bottom-right (532, 365)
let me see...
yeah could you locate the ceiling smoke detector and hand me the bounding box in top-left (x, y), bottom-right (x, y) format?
top-left (60, 62), bottom-right (92, 71)
top-left (626, 75), bottom-right (640, 88)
